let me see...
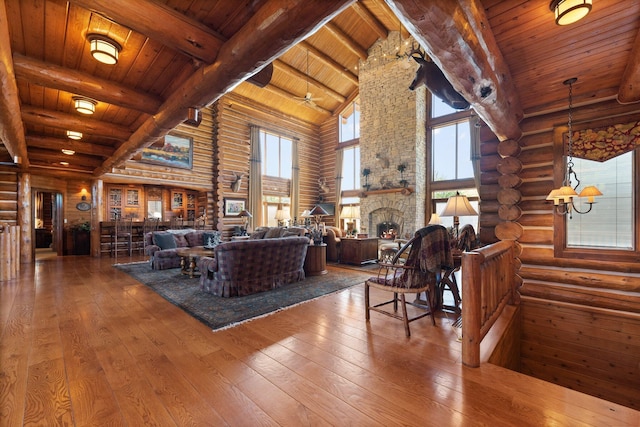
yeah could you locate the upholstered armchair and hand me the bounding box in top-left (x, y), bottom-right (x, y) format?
top-left (325, 226), bottom-right (343, 262)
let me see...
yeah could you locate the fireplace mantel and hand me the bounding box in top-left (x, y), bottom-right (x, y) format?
top-left (360, 187), bottom-right (413, 197)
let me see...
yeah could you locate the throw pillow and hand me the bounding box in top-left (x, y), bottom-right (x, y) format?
top-left (203, 231), bottom-right (222, 248)
top-left (153, 232), bottom-right (177, 250)
top-left (250, 229), bottom-right (267, 239)
top-left (264, 227), bottom-right (285, 239)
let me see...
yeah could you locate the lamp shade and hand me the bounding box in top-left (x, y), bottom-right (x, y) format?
top-left (66, 130), bottom-right (82, 140)
top-left (578, 185), bottom-right (602, 203)
top-left (73, 96), bottom-right (96, 115)
top-left (428, 213), bottom-right (442, 225)
top-left (300, 209), bottom-right (312, 218)
top-left (274, 205), bottom-right (290, 221)
top-left (440, 193), bottom-right (478, 217)
top-left (341, 205), bottom-right (360, 219)
top-left (549, 0), bottom-right (592, 26)
top-left (310, 205), bottom-right (329, 217)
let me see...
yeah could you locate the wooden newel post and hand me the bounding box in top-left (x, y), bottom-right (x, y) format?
top-left (0, 224), bottom-right (21, 281)
top-left (461, 250), bottom-right (483, 368)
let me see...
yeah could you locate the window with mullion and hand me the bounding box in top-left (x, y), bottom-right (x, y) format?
top-left (260, 130), bottom-right (292, 179)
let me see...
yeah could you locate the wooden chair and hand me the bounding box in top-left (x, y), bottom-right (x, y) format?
top-left (440, 224), bottom-right (479, 313)
top-left (141, 217), bottom-right (160, 254)
top-left (111, 216), bottom-right (133, 257)
top-left (365, 225), bottom-right (453, 337)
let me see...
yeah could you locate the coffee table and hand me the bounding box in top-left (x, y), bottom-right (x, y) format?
top-left (176, 247), bottom-right (215, 278)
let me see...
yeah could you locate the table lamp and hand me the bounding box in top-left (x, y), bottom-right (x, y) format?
top-left (309, 205), bottom-right (329, 229)
top-left (274, 204), bottom-right (290, 226)
top-left (341, 205), bottom-right (360, 236)
top-left (238, 209), bottom-right (252, 235)
top-left (440, 192), bottom-right (477, 240)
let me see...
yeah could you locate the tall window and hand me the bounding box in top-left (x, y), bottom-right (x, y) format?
top-left (566, 152), bottom-right (634, 250)
top-left (260, 130), bottom-right (292, 178)
top-left (432, 120), bottom-right (473, 182)
top-left (340, 99), bottom-right (360, 143)
top-left (341, 146), bottom-right (360, 191)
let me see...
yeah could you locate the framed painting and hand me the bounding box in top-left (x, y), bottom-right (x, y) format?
top-left (141, 134), bottom-right (193, 169)
top-left (224, 198), bottom-right (246, 216)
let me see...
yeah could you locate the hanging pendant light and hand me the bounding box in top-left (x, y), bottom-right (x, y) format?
top-left (547, 78), bottom-right (602, 216)
top-left (549, 0), bottom-right (592, 26)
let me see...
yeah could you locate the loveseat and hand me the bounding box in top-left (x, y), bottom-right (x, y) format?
top-left (145, 229), bottom-right (221, 270)
top-left (198, 236), bottom-right (309, 297)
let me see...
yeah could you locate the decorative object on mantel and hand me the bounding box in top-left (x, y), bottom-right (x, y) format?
top-left (440, 192), bottom-right (478, 241)
top-left (546, 78), bottom-right (602, 216)
top-left (397, 163), bottom-right (408, 187)
top-left (359, 187), bottom-right (414, 198)
top-left (362, 168), bottom-right (371, 191)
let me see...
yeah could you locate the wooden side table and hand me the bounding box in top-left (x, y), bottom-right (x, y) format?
top-left (304, 243), bottom-right (327, 276)
top-left (340, 237), bottom-right (379, 265)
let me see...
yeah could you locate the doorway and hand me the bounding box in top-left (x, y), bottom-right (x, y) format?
top-left (33, 190), bottom-right (63, 260)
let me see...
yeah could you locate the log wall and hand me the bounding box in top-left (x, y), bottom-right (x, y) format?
top-left (212, 93), bottom-right (321, 238)
top-left (485, 101), bottom-right (640, 410)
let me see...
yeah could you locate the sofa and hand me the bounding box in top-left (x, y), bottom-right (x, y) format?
top-left (325, 226), bottom-right (343, 262)
top-left (198, 236), bottom-right (309, 297)
top-left (145, 229), bottom-right (221, 270)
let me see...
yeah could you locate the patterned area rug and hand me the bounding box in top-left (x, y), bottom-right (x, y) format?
top-left (115, 263), bottom-right (372, 330)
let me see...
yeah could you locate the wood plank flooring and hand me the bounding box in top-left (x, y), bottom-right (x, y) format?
top-left (1, 254), bottom-right (638, 426)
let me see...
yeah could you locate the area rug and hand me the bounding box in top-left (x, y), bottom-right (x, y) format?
top-left (115, 263), bottom-right (372, 330)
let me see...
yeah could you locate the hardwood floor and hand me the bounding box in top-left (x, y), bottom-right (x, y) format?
top-left (1, 255), bottom-right (637, 426)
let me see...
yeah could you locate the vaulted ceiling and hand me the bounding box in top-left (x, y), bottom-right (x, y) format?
top-left (0, 0), bottom-right (639, 178)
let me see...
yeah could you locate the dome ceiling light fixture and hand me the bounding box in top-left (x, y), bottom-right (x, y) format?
top-left (549, 0), bottom-right (592, 26)
top-left (66, 130), bottom-right (83, 140)
top-left (88, 34), bottom-right (121, 65)
top-left (61, 149), bottom-right (75, 155)
top-left (72, 96), bottom-right (97, 115)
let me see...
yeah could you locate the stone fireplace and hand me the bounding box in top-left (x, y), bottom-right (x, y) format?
top-left (358, 32), bottom-right (426, 238)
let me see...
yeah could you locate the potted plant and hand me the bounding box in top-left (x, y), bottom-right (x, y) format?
top-left (362, 168), bottom-right (371, 191)
top-left (397, 163), bottom-right (408, 187)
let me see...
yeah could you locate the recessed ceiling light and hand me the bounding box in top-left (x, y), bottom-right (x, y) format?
top-left (72, 96), bottom-right (96, 115)
top-left (88, 34), bottom-right (121, 65)
top-left (61, 149), bottom-right (75, 155)
top-left (66, 130), bottom-right (82, 140)
top-left (60, 161), bottom-right (69, 166)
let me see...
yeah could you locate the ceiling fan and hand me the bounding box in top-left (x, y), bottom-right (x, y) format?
top-left (294, 50), bottom-right (323, 106)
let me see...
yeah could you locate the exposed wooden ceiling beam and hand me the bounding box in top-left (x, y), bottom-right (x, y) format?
top-left (0, 0), bottom-right (28, 167)
top-left (351, 2), bottom-right (388, 40)
top-left (324, 22), bottom-right (368, 60)
top-left (21, 106), bottom-right (133, 141)
top-left (299, 41), bottom-right (359, 85)
top-left (26, 135), bottom-right (113, 157)
top-left (13, 54), bottom-right (162, 115)
top-left (386, 0), bottom-right (523, 141)
top-left (273, 60), bottom-right (346, 103)
top-left (29, 148), bottom-right (104, 168)
top-left (617, 28), bottom-right (640, 104)
top-left (69, 0), bottom-right (225, 63)
top-left (95, 0), bottom-right (356, 176)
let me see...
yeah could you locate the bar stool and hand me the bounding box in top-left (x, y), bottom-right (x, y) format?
top-left (111, 216), bottom-right (133, 257)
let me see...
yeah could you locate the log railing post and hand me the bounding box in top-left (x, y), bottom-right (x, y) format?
top-left (0, 224), bottom-right (20, 282)
top-left (462, 250), bottom-right (483, 367)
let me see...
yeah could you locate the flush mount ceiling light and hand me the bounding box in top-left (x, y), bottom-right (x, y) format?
top-left (61, 149), bottom-right (75, 155)
top-left (72, 96), bottom-right (96, 115)
top-left (60, 161), bottom-right (69, 166)
top-left (88, 34), bottom-right (121, 65)
top-left (66, 130), bottom-right (82, 140)
top-left (549, 0), bottom-right (592, 26)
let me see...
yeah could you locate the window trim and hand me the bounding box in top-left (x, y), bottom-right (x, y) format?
top-left (552, 125), bottom-right (640, 263)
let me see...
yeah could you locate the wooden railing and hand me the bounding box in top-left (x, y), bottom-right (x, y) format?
top-left (0, 224), bottom-right (20, 281)
top-left (461, 240), bottom-right (517, 367)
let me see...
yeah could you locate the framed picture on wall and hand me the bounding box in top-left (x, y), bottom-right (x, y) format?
top-left (224, 198), bottom-right (246, 216)
top-left (140, 133), bottom-right (193, 169)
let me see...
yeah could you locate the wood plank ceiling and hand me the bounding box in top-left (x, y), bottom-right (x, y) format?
top-left (0, 0), bottom-right (639, 178)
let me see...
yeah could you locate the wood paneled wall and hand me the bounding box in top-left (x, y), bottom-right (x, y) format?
top-left (319, 117), bottom-right (339, 227)
top-left (213, 93), bottom-right (321, 237)
top-left (485, 100), bottom-right (640, 410)
top-left (0, 169), bottom-right (18, 225)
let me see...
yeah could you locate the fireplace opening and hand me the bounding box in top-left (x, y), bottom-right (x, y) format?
top-left (377, 222), bottom-right (399, 240)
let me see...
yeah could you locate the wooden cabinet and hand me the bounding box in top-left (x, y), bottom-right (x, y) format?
top-left (171, 189), bottom-right (198, 220)
top-left (107, 185), bottom-right (144, 220)
top-left (340, 237), bottom-right (379, 265)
